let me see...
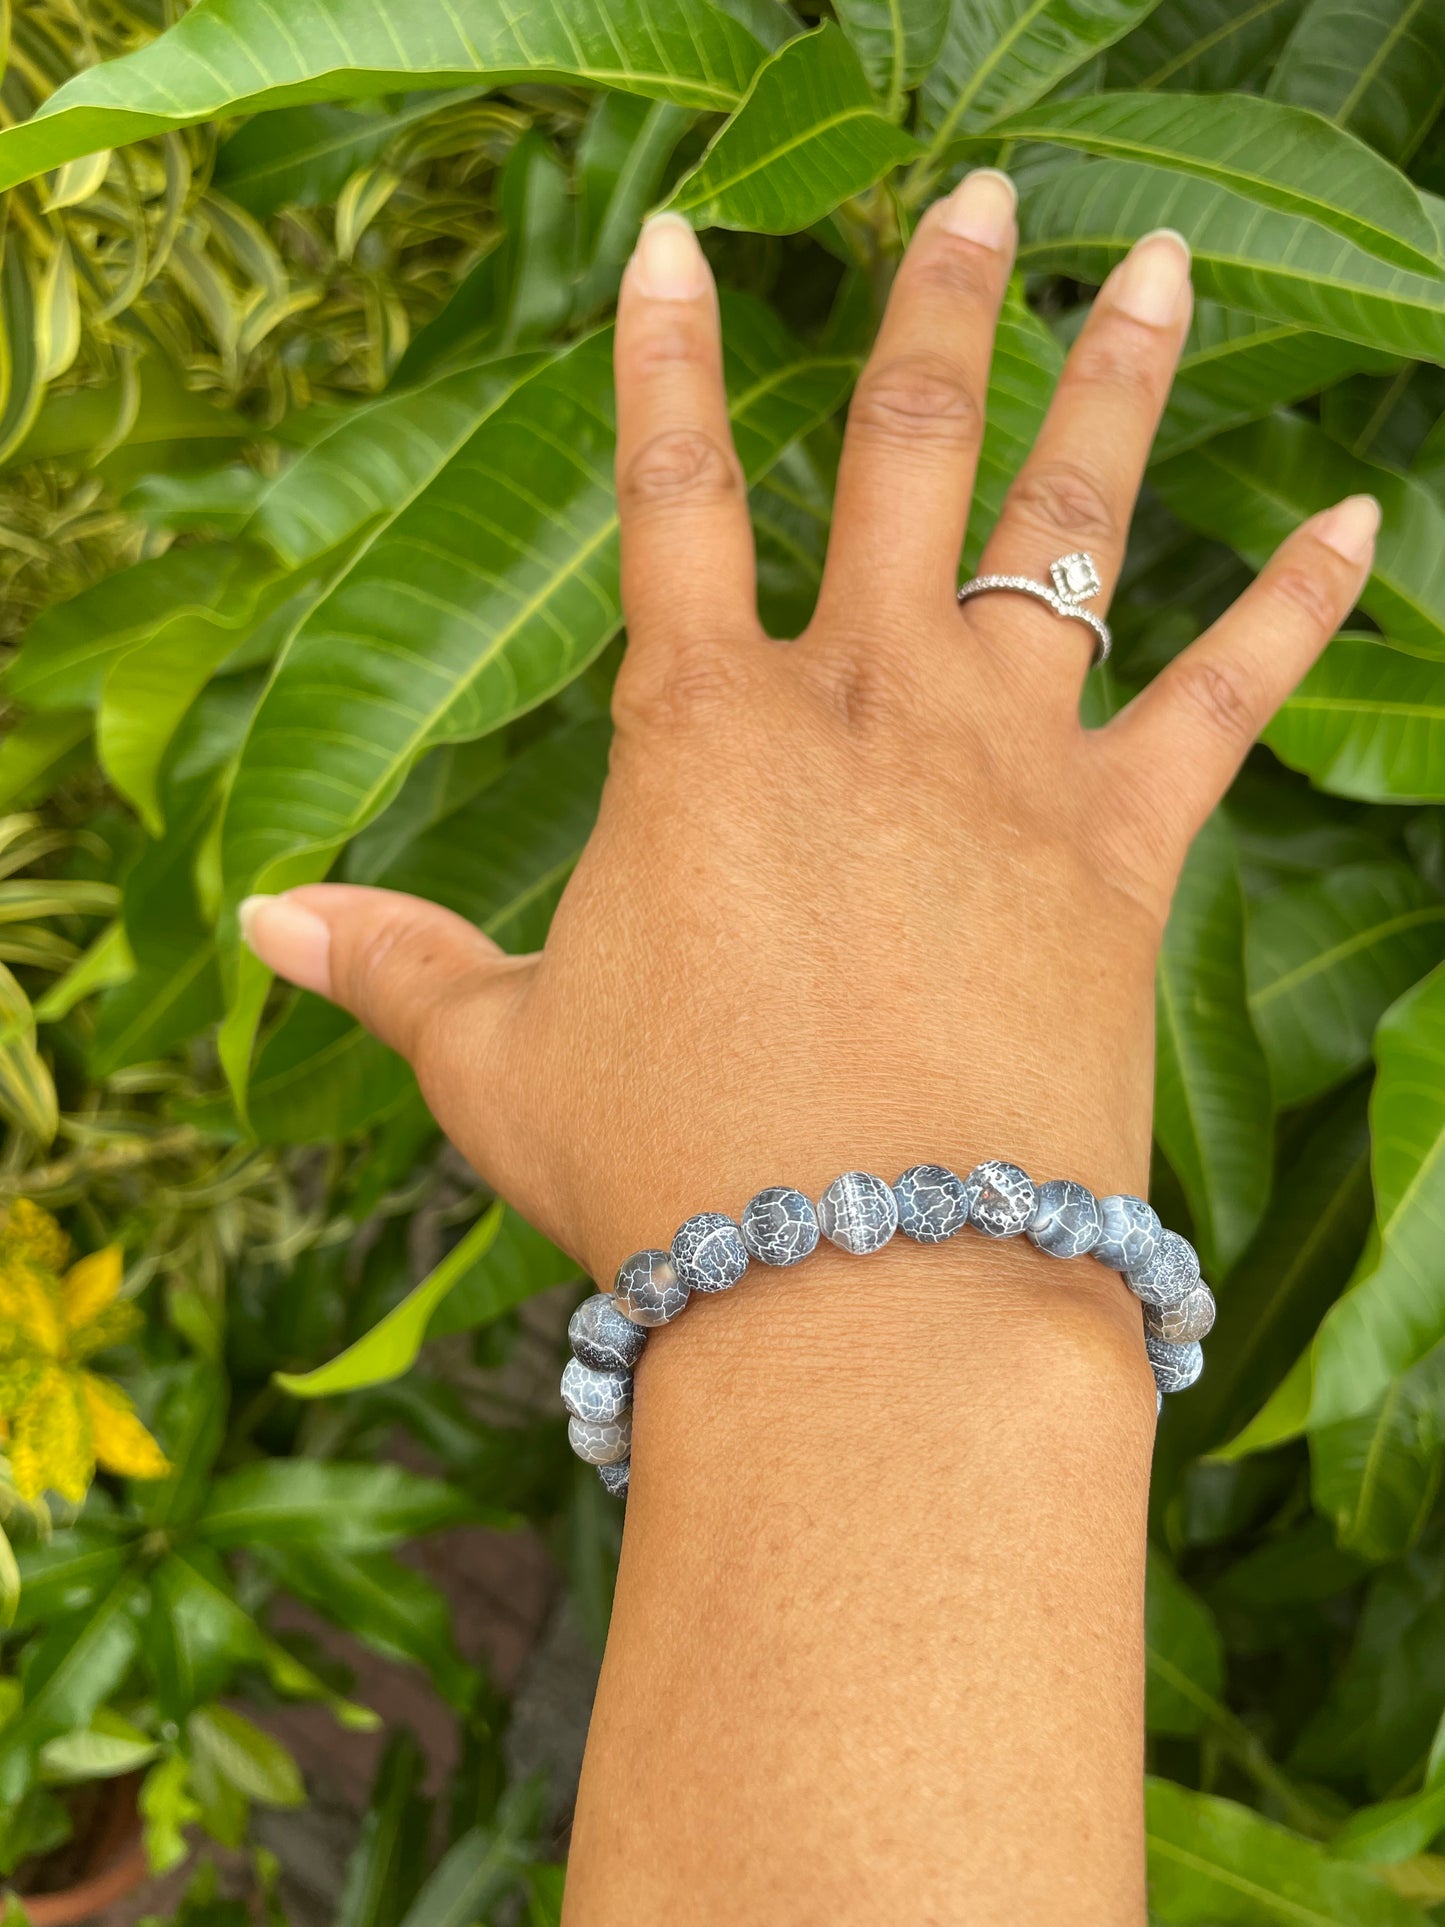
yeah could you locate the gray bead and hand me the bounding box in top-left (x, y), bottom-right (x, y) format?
top-left (1146, 1334), bottom-right (1204, 1395)
top-left (560, 1357), bottom-right (632, 1425)
top-left (1094, 1195), bottom-right (1161, 1273)
top-left (740, 1187), bottom-right (819, 1267)
top-left (1026, 1179), bottom-right (1103, 1259)
top-left (1126, 1228), bottom-right (1201, 1311)
top-left (614, 1249), bottom-right (690, 1327)
top-left (597, 1459), bottom-right (630, 1500)
top-left (967, 1161), bottom-right (1036, 1239)
top-left (568, 1293), bottom-right (648, 1373)
top-left (893, 1165), bottom-right (971, 1243)
top-left (671, 1212), bottom-right (749, 1294)
top-left (1145, 1280), bottom-right (1216, 1345)
top-left (817, 1171), bottom-right (898, 1255)
top-left (568, 1413), bottom-right (632, 1465)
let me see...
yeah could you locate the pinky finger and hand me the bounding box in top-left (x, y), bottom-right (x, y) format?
top-left (1101, 493), bottom-right (1380, 845)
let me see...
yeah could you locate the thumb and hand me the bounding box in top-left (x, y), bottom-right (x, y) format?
top-left (238, 883), bottom-right (524, 1067)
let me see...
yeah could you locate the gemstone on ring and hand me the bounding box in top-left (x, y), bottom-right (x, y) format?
top-left (1050, 552), bottom-right (1101, 604)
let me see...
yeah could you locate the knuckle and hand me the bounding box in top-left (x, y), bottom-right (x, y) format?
top-left (803, 645), bottom-right (905, 737)
top-left (1069, 334), bottom-right (1162, 402)
top-left (1171, 655), bottom-right (1258, 748)
top-left (612, 641), bottom-right (750, 732)
top-left (913, 238), bottom-right (997, 305)
top-left (1271, 559), bottom-right (1343, 633)
top-left (1006, 459), bottom-right (1120, 546)
top-left (849, 352), bottom-right (983, 453)
top-left (618, 426), bottom-right (741, 513)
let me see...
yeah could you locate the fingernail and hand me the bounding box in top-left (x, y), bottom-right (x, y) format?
top-left (939, 168), bottom-right (1017, 248)
top-left (631, 213), bottom-right (710, 299)
top-left (1314, 493), bottom-right (1381, 565)
top-left (238, 893), bottom-right (332, 997)
top-left (1108, 229), bottom-right (1191, 327)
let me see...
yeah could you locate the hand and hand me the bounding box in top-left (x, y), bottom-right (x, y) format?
top-left (240, 170), bottom-right (1378, 1290)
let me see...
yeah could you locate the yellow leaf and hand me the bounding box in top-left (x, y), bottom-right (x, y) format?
top-left (69, 1299), bottom-right (143, 1360)
top-left (0, 1256), bottom-right (64, 1357)
top-left (10, 1366), bottom-right (92, 1502)
top-left (0, 1199), bottom-right (70, 1274)
top-left (82, 1374), bottom-right (170, 1483)
top-left (61, 1246), bottom-right (122, 1331)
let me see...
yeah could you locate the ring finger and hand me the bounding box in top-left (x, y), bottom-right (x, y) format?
top-left (967, 228), bottom-right (1193, 697)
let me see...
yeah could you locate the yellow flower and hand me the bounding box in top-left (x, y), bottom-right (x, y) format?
top-left (0, 1201), bottom-right (170, 1503)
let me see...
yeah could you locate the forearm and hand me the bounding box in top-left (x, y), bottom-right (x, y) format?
top-left (565, 1234), bottom-right (1156, 1927)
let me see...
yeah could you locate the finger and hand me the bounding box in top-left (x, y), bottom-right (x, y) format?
top-left (812, 169), bottom-right (1016, 638)
top-left (1101, 495), bottom-right (1380, 846)
top-left (613, 214), bottom-right (758, 657)
top-left (238, 883), bottom-right (526, 1070)
top-left (968, 229), bottom-right (1192, 692)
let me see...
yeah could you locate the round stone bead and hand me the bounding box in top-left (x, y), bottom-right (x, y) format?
top-left (817, 1171), bottom-right (898, 1255)
top-left (614, 1249), bottom-right (689, 1327)
top-left (893, 1165), bottom-right (971, 1244)
top-left (1145, 1281), bottom-right (1216, 1346)
top-left (671, 1212), bottom-right (749, 1295)
top-left (966, 1161), bottom-right (1037, 1239)
top-left (568, 1413), bottom-right (632, 1466)
top-left (597, 1458), bottom-right (630, 1500)
top-left (1094, 1195), bottom-right (1162, 1273)
top-left (1026, 1179), bottom-right (1103, 1259)
top-left (560, 1356), bottom-right (632, 1426)
top-left (568, 1292), bottom-right (647, 1373)
top-left (1125, 1227), bottom-right (1201, 1311)
top-left (740, 1187), bottom-right (819, 1267)
top-left (1146, 1334), bottom-right (1204, 1395)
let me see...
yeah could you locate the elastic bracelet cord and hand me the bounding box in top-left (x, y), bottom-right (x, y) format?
top-left (561, 1162), bottom-right (1215, 1500)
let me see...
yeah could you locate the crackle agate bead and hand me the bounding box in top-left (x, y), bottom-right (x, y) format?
top-left (560, 1356), bottom-right (632, 1426)
top-left (1145, 1281), bottom-right (1216, 1345)
top-left (741, 1187), bottom-right (819, 1266)
top-left (1094, 1195), bottom-right (1161, 1273)
top-left (671, 1212), bottom-right (749, 1294)
top-left (893, 1165), bottom-right (971, 1243)
top-left (1145, 1334), bottom-right (1203, 1395)
top-left (568, 1413), bottom-right (632, 1465)
top-left (817, 1171), bottom-right (898, 1255)
top-left (1126, 1227), bottom-right (1200, 1311)
top-left (597, 1459), bottom-right (630, 1500)
top-left (568, 1292), bottom-right (648, 1373)
top-left (1026, 1179), bottom-right (1102, 1259)
top-left (967, 1161), bottom-right (1036, 1238)
top-left (614, 1249), bottom-right (690, 1326)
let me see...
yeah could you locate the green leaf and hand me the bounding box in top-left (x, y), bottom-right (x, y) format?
top-left (197, 1460), bottom-right (480, 1552)
top-left (666, 26), bottom-right (919, 233)
top-left (256, 1635), bottom-right (380, 1733)
top-left (0, 0), bottom-right (775, 195)
top-left (10, 1530), bottom-right (134, 1632)
top-left (396, 1779), bottom-right (545, 1927)
top-left (1248, 863), bottom-right (1445, 1107)
top-left (140, 1751), bottom-right (201, 1875)
top-left (428, 1206), bottom-right (578, 1340)
top-left (0, 960), bottom-right (58, 1145)
top-left (834, 0), bottom-right (948, 114)
top-left (1332, 1784), bottom-right (1445, 1865)
top-left (1155, 813), bottom-right (1273, 1278)
top-left (1264, 637), bottom-right (1445, 805)
top-left (1107, 0), bottom-right (1301, 93)
top-left (966, 280), bottom-right (1063, 569)
top-left (276, 1202), bottom-right (505, 1397)
top-left (1019, 160), bottom-right (1445, 366)
top-left (1312, 1346), bottom-right (1445, 1561)
top-left (188, 1704), bottom-right (304, 1809)
top-left (39, 1708), bottom-right (158, 1785)
top-left (215, 94), bottom-right (485, 219)
top-left (0, 708), bottom-right (91, 811)
top-left (1146, 1549), bottom-right (1226, 1735)
top-left (146, 1548), bottom-right (262, 1721)
top-left (1269, 0), bottom-right (1445, 165)
top-left (0, 1570), bottom-right (143, 1803)
top-left (33, 921), bottom-right (133, 1025)
top-left (335, 1731), bottom-right (432, 1927)
top-left (985, 92), bottom-right (1439, 271)
top-left (574, 93), bottom-right (691, 318)
top-left (0, 1525), bottom-right (18, 1633)
top-left (1146, 1777), bottom-right (1431, 1922)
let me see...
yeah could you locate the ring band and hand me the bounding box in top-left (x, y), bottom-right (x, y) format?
top-left (956, 550), bottom-right (1111, 667)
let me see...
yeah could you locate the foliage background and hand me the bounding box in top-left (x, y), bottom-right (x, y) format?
top-left (2, 0), bottom-right (1445, 1918)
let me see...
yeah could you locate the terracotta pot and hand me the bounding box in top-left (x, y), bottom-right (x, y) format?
top-left (14, 1775), bottom-right (150, 1927)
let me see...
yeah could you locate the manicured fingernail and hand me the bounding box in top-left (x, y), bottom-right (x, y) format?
top-left (1314, 493), bottom-right (1381, 565)
top-left (1108, 229), bottom-right (1191, 327)
top-left (631, 213), bottom-right (710, 299)
top-left (238, 893), bottom-right (332, 997)
top-left (939, 168), bottom-right (1017, 248)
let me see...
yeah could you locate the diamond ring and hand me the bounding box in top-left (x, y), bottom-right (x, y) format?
top-left (956, 550), bottom-right (1111, 667)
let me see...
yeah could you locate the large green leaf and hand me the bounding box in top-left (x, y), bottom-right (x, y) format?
top-left (1146, 1550), bottom-right (1226, 1735)
top-left (835, 0), bottom-right (949, 112)
top-left (1264, 636), bottom-right (1445, 805)
top-left (0, 1571), bottom-right (143, 1803)
top-left (197, 1460), bottom-right (481, 1551)
top-left (1155, 812), bottom-right (1273, 1278)
top-left (666, 26), bottom-right (919, 233)
top-left (574, 93), bottom-right (691, 318)
top-left (966, 281), bottom-right (1063, 570)
top-left (1106, 0), bottom-right (1301, 93)
top-left (1312, 1345), bottom-right (1445, 1562)
top-left (1269, 0), bottom-right (1445, 165)
top-left (982, 92), bottom-right (1439, 271)
top-left (145, 1548), bottom-right (263, 1722)
top-left (10, 1531), bottom-right (134, 1633)
top-left (0, 0), bottom-right (776, 194)
top-left (396, 1781), bottom-right (544, 1927)
top-left (1019, 159), bottom-right (1445, 366)
top-left (428, 1207), bottom-right (578, 1339)
top-left (1247, 862), bottom-right (1445, 1106)
top-left (1146, 1778), bottom-right (1431, 1922)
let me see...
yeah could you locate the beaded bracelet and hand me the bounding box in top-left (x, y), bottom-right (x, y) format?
top-left (561, 1161), bottom-right (1215, 1500)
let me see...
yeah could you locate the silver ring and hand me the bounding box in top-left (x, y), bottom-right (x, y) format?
top-left (956, 550), bottom-right (1111, 667)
